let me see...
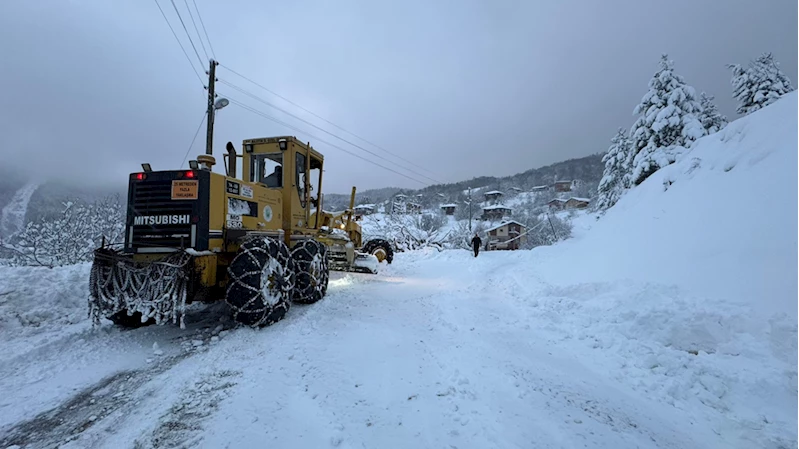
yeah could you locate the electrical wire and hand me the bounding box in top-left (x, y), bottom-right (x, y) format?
top-left (181, 111), bottom-right (208, 167)
top-left (191, 0), bottom-right (216, 59)
top-left (218, 63), bottom-right (442, 179)
top-left (168, 0), bottom-right (205, 68)
top-left (222, 94), bottom-right (429, 186)
top-left (153, 0), bottom-right (204, 86)
top-left (182, 0), bottom-right (209, 62)
top-left (219, 79), bottom-right (442, 184)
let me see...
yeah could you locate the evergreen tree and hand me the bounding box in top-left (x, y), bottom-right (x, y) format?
top-left (698, 92), bottom-right (728, 134)
top-left (595, 128), bottom-right (632, 211)
top-left (729, 52), bottom-right (794, 115)
top-left (629, 54), bottom-right (704, 186)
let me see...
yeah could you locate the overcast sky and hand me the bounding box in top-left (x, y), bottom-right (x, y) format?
top-left (0, 0), bottom-right (795, 193)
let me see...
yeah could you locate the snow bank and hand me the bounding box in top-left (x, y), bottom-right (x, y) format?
top-left (536, 91), bottom-right (798, 318)
top-left (0, 263), bottom-right (92, 360)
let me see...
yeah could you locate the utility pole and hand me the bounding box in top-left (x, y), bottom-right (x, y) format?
top-left (205, 59), bottom-right (218, 155)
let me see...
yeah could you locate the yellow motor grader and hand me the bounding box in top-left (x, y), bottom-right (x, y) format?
top-left (89, 136), bottom-right (393, 328)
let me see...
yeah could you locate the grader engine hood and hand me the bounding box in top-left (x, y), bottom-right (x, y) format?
top-left (124, 170), bottom-right (211, 253)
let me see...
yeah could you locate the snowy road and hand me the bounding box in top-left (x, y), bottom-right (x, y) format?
top-left (1, 248), bottom-right (793, 449)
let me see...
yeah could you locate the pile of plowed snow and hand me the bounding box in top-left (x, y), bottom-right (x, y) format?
top-left (525, 91), bottom-right (797, 445)
top-left (537, 91), bottom-right (797, 317)
top-left (0, 263), bottom-right (92, 361)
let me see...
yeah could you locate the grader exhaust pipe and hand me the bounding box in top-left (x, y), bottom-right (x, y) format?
top-left (225, 141), bottom-right (237, 177)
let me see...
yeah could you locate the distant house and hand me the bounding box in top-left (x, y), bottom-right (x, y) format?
top-left (547, 198), bottom-right (566, 210)
top-left (353, 204), bottom-right (375, 215)
top-left (510, 187), bottom-right (523, 193)
top-left (485, 220), bottom-right (527, 251)
top-left (481, 205), bottom-right (512, 220)
top-left (484, 190), bottom-right (503, 202)
top-left (440, 203), bottom-right (457, 215)
top-left (553, 180), bottom-right (573, 192)
top-left (531, 185), bottom-right (549, 192)
top-left (565, 197), bottom-right (590, 209)
top-left (406, 202), bottom-right (422, 214)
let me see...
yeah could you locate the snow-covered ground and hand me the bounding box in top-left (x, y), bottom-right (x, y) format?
top-left (0, 93), bottom-right (795, 448)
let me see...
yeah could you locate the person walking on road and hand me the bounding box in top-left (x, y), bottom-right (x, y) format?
top-left (471, 232), bottom-right (482, 257)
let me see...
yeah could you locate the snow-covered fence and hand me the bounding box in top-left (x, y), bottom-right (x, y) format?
top-left (0, 194), bottom-right (125, 268)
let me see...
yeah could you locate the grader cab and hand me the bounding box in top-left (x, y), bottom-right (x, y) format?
top-left (89, 136), bottom-right (393, 328)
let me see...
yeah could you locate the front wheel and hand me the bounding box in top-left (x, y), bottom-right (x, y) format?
top-left (225, 236), bottom-right (295, 327)
top-left (362, 238), bottom-right (394, 264)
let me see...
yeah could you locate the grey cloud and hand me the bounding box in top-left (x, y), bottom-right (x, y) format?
top-left (0, 0), bottom-right (795, 193)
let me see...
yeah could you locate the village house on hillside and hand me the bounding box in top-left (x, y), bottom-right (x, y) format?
top-left (548, 197), bottom-right (591, 210)
top-left (440, 203), bottom-right (457, 215)
top-left (481, 205), bottom-right (512, 220)
top-left (484, 190), bottom-right (503, 202)
top-left (353, 204), bottom-right (375, 216)
top-left (406, 202), bottom-right (422, 214)
top-left (485, 220), bottom-right (527, 250)
top-left (565, 197), bottom-right (590, 209)
top-left (548, 198), bottom-right (566, 210)
top-left (554, 180), bottom-right (573, 192)
top-left (531, 185), bottom-right (550, 193)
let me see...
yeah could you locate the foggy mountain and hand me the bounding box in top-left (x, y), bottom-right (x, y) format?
top-left (322, 153), bottom-right (604, 211)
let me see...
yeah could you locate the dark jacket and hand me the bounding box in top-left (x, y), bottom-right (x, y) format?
top-left (471, 236), bottom-right (482, 248)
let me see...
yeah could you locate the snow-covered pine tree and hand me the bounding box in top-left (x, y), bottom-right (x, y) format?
top-left (729, 52), bottom-right (794, 115)
top-left (698, 92), bottom-right (728, 134)
top-left (628, 54), bottom-right (704, 186)
top-left (595, 127), bottom-right (632, 211)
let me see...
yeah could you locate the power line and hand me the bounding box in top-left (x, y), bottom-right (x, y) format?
top-left (168, 0), bottom-right (205, 68)
top-left (153, 0), bottom-right (204, 86)
top-left (182, 0), bottom-right (209, 61)
top-left (218, 79), bottom-right (442, 184)
top-left (181, 111), bottom-right (208, 167)
top-left (222, 95), bottom-right (429, 186)
top-left (191, 0), bottom-right (216, 59)
top-left (217, 63), bottom-right (442, 180)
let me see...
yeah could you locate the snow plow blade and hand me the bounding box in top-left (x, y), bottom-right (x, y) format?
top-left (88, 247), bottom-right (196, 328)
top-left (327, 251), bottom-right (380, 274)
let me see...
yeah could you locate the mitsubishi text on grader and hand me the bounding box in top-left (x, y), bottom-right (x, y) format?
top-left (89, 136), bottom-right (394, 328)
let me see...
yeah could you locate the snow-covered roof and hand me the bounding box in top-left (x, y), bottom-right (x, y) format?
top-left (440, 203), bottom-right (457, 208)
top-left (548, 198), bottom-right (566, 203)
top-left (485, 220), bottom-right (526, 232)
top-left (484, 190), bottom-right (503, 195)
top-left (532, 185), bottom-right (548, 190)
top-left (355, 204), bottom-right (375, 209)
top-left (482, 205), bottom-right (512, 211)
top-left (567, 197), bottom-right (591, 203)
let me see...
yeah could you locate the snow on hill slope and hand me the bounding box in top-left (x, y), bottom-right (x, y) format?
top-left (537, 91), bottom-right (798, 318)
top-left (0, 182), bottom-right (39, 238)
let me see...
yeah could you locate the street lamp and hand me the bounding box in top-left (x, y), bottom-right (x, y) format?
top-left (214, 98), bottom-right (229, 110)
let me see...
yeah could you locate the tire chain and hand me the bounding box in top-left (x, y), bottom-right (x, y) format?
top-left (290, 239), bottom-right (329, 304)
top-left (88, 248), bottom-right (192, 326)
top-left (225, 236), bottom-right (295, 327)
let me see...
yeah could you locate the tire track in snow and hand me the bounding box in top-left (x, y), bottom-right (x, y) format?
top-left (0, 304), bottom-right (239, 448)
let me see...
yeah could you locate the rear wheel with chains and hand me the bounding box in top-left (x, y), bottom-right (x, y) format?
top-left (291, 239), bottom-right (329, 304)
top-left (225, 236), bottom-right (295, 327)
